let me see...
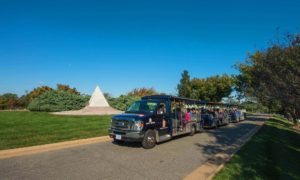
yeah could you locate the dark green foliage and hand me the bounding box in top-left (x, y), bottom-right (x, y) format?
top-left (177, 70), bottom-right (234, 101)
top-left (241, 100), bottom-right (269, 113)
top-left (25, 84), bottom-right (80, 107)
top-left (177, 70), bottom-right (192, 98)
top-left (107, 95), bottom-right (140, 111)
top-left (214, 116), bottom-right (300, 180)
top-left (190, 74), bottom-right (234, 102)
top-left (28, 90), bottom-right (89, 112)
top-left (0, 112), bottom-right (111, 150)
top-left (235, 33), bottom-right (300, 121)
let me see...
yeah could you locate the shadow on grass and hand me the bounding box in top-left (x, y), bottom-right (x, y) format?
top-left (212, 116), bottom-right (300, 180)
top-left (268, 117), bottom-right (293, 128)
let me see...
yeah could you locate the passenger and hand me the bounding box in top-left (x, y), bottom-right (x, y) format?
top-left (192, 108), bottom-right (196, 114)
top-left (181, 108), bottom-right (186, 128)
top-left (213, 108), bottom-right (219, 118)
top-left (191, 108), bottom-right (196, 121)
top-left (176, 107), bottom-right (184, 130)
top-left (208, 108), bottom-right (214, 116)
top-left (176, 107), bottom-right (182, 121)
top-left (185, 109), bottom-right (191, 123)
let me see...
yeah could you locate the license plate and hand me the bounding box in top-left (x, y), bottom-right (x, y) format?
top-left (115, 134), bottom-right (122, 140)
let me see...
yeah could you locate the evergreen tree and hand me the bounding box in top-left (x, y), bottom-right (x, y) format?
top-left (177, 70), bottom-right (191, 98)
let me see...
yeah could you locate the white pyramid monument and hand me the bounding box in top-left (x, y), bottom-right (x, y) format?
top-left (89, 85), bottom-right (109, 107)
top-left (52, 85), bottom-right (122, 115)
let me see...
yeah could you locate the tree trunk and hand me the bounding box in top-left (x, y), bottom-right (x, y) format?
top-left (292, 107), bottom-right (297, 125)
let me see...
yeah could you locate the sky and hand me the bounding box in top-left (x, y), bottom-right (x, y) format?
top-left (0, 0), bottom-right (300, 97)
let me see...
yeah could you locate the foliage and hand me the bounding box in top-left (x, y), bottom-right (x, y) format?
top-left (177, 70), bottom-right (192, 98)
top-left (26, 86), bottom-right (53, 102)
top-left (0, 111), bottom-right (111, 150)
top-left (107, 95), bottom-right (140, 111)
top-left (190, 74), bottom-right (234, 102)
top-left (56, 84), bottom-right (80, 95)
top-left (25, 84), bottom-right (80, 106)
top-left (177, 70), bottom-right (234, 101)
top-left (235, 33), bottom-right (300, 122)
top-left (106, 87), bottom-right (161, 111)
top-left (28, 90), bottom-right (89, 112)
top-left (0, 93), bottom-right (19, 109)
top-left (17, 95), bottom-right (30, 108)
top-left (240, 100), bottom-right (269, 113)
top-left (127, 87), bottom-right (158, 97)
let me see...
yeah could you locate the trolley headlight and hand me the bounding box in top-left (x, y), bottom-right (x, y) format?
top-left (134, 121), bottom-right (144, 131)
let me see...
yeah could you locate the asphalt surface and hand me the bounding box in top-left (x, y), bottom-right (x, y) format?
top-left (0, 115), bottom-right (266, 180)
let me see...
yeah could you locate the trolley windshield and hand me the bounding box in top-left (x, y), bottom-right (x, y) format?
top-left (125, 100), bottom-right (159, 114)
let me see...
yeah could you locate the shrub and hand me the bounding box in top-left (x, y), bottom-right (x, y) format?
top-left (28, 90), bottom-right (89, 112)
top-left (108, 95), bottom-right (140, 111)
top-left (0, 93), bottom-right (18, 110)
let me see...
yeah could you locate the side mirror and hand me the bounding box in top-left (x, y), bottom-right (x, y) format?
top-left (157, 108), bottom-right (166, 115)
top-left (157, 110), bottom-right (163, 115)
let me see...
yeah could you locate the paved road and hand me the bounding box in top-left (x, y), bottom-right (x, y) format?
top-left (0, 115), bottom-right (266, 180)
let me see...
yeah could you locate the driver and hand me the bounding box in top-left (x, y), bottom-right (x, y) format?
top-left (158, 103), bottom-right (166, 115)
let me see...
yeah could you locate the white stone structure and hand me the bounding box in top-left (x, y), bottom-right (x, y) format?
top-left (89, 85), bottom-right (109, 107)
top-left (52, 85), bottom-right (123, 116)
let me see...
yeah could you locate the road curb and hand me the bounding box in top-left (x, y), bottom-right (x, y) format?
top-left (184, 120), bottom-right (265, 180)
top-left (0, 136), bottom-right (111, 159)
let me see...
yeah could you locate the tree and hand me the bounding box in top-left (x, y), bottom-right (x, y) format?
top-left (190, 74), bottom-right (234, 102)
top-left (17, 95), bottom-right (29, 108)
top-left (0, 93), bottom-right (18, 109)
top-left (103, 93), bottom-right (111, 99)
top-left (107, 95), bottom-right (140, 111)
top-left (235, 33), bottom-right (300, 123)
top-left (26, 86), bottom-right (53, 102)
top-left (57, 84), bottom-right (80, 95)
top-left (127, 87), bottom-right (158, 97)
top-left (240, 99), bottom-right (269, 113)
top-left (177, 70), bottom-right (192, 98)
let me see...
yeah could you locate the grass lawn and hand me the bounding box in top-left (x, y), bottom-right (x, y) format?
top-left (214, 115), bottom-right (300, 180)
top-left (0, 111), bottom-right (112, 150)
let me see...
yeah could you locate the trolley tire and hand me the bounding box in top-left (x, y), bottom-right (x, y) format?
top-left (142, 129), bottom-right (156, 149)
top-left (190, 125), bottom-right (196, 136)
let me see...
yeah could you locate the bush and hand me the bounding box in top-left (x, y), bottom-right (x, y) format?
top-left (108, 95), bottom-right (140, 111)
top-left (28, 90), bottom-right (89, 112)
top-left (0, 93), bottom-right (18, 110)
top-left (241, 101), bottom-right (269, 113)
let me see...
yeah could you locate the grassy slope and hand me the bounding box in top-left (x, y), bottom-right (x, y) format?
top-left (0, 112), bottom-right (111, 150)
top-left (214, 116), bottom-right (300, 180)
